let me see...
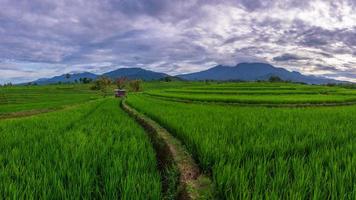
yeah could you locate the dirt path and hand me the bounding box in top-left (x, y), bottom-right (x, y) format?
top-left (121, 100), bottom-right (213, 200)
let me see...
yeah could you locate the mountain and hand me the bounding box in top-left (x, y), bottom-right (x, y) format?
top-left (102, 67), bottom-right (167, 80)
top-left (28, 68), bottom-right (168, 85)
top-left (177, 63), bottom-right (344, 84)
top-left (32, 72), bottom-right (98, 85)
top-left (27, 64), bottom-right (344, 85)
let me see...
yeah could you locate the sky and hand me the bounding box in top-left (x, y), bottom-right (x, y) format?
top-left (0, 0), bottom-right (356, 84)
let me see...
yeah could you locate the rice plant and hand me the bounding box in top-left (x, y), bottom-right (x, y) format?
top-left (127, 94), bottom-right (356, 199)
top-left (0, 84), bottom-right (100, 115)
top-left (145, 83), bottom-right (356, 105)
top-left (0, 99), bottom-right (161, 199)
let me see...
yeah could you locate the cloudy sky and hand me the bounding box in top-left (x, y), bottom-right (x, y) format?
top-left (0, 0), bottom-right (356, 84)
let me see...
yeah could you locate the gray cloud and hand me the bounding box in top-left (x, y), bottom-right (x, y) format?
top-left (0, 0), bottom-right (355, 83)
top-left (315, 64), bottom-right (339, 72)
top-left (273, 53), bottom-right (309, 62)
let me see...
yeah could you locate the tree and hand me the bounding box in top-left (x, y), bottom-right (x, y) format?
top-left (116, 77), bottom-right (127, 89)
top-left (83, 78), bottom-right (88, 83)
top-left (4, 82), bottom-right (13, 87)
top-left (163, 76), bottom-right (173, 82)
top-left (269, 76), bottom-right (283, 82)
top-left (80, 77), bottom-right (92, 84)
top-left (129, 80), bottom-right (142, 92)
top-left (91, 76), bottom-right (112, 97)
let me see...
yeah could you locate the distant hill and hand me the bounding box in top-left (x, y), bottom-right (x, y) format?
top-left (102, 67), bottom-right (167, 80)
top-left (159, 76), bottom-right (184, 82)
top-left (177, 63), bottom-right (344, 84)
top-left (28, 64), bottom-right (345, 85)
top-left (32, 72), bottom-right (98, 85)
top-left (29, 67), bottom-right (168, 85)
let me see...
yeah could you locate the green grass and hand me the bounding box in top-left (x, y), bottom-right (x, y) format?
top-left (2, 81), bottom-right (355, 199)
top-left (145, 82), bottom-right (356, 105)
top-left (0, 85), bottom-right (100, 115)
top-left (126, 94), bottom-right (356, 199)
top-left (146, 91), bottom-right (356, 104)
top-left (0, 82), bottom-right (206, 116)
top-left (0, 98), bottom-right (161, 199)
top-left (142, 81), bottom-right (206, 91)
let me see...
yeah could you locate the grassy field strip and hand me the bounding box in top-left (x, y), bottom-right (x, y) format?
top-left (143, 82), bottom-right (356, 105)
top-left (122, 100), bottom-right (214, 199)
top-left (144, 93), bottom-right (356, 107)
top-left (184, 87), bottom-right (299, 91)
top-left (0, 98), bottom-right (161, 199)
top-left (0, 86), bottom-right (100, 115)
top-left (0, 108), bottom-right (57, 120)
top-left (127, 95), bottom-right (356, 199)
top-left (0, 85), bottom-right (100, 115)
top-left (164, 90), bottom-right (321, 95)
top-left (0, 98), bottom-right (104, 120)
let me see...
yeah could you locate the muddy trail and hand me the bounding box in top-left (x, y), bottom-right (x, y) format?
top-left (121, 100), bottom-right (214, 200)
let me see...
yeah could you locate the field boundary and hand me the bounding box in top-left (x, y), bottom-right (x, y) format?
top-left (144, 93), bottom-right (356, 108)
top-left (121, 100), bottom-right (214, 200)
top-left (0, 99), bottom-right (101, 120)
top-left (0, 108), bottom-right (59, 120)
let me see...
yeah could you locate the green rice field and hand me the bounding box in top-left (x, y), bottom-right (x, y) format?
top-left (145, 82), bottom-right (356, 105)
top-left (0, 85), bottom-right (100, 116)
top-left (0, 82), bottom-right (355, 199)
top-left (0, 98), bottom-right (161, 199)
top-left (127, 93), bottom-right (356, 199)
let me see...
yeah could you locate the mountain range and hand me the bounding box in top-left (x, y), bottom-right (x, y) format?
top-left (178, 63), bottom-right (344, 84)
top-left (103, 67), bottom-right (167, 80)
top-left (32, 72), bottom-right (98, 85)
top-left (28, 63), bottom-right (345, 85)
top-left (30, 68), bottom-right (168, 85)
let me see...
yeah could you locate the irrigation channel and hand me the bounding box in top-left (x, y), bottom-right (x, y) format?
top-left (121, 100), bottom-right (214, 200)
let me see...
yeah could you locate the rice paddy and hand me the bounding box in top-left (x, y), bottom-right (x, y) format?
top-left (0, 85), bottom-right (100, 116)
top-left (145, 82), bottom-right (356, 105)
top-left (0, 98), bottom-right (161, 199)
top-left (126, 82), bottom-right (356, 199)
top-left (1, 82), bottom-right (355, 199)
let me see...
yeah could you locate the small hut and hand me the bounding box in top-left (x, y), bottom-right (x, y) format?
top-left (114, 89), bottom-right (126, 98)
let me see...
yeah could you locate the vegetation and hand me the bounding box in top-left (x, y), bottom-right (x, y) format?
top-left (127, 94), bottom-right (356, 199)
top-left (268, 75), bottom-right (283, 82)
top-left (1, 81), bottom-right (355, 199)
top-left (91, 76), bottom-right (113, 97)
top-left (0, 81), bottom-right (203, 117)
top-left (116, 77), bottom-right (128, 89)
top-left (0, 84), bottom-right (100, 116)
top-left (145, 82), bottom-right (356, 105)
top-left (79, 77), bottom-right (93, 84)
top-left (0, 99), bottom-right (161, 199)
top-left (129, 80), bottom-right (142, 92)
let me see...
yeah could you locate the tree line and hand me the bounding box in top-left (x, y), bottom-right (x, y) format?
top-left (91, 76), bottom-right (142, 97)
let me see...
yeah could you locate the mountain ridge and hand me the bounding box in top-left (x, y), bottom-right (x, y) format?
top-left (177, 63), bottom-right (345, 84)
top-left (27, 63), bottom-right (345, 85)
top-left (29, 68), bottom-right (168, 85)
top-left (103, 67), bottom-right (167, 80)
top-left (32, 72), bottom-right (98, 85)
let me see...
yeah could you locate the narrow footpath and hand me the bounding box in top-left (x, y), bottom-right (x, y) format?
top-left (121, 100), bottom-right (214, 200)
